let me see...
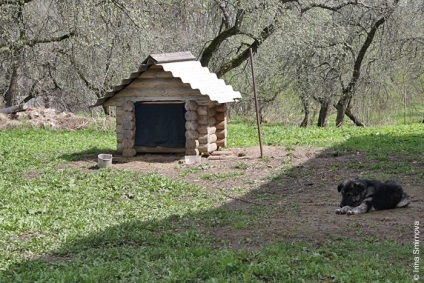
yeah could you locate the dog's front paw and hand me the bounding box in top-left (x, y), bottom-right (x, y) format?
top-left (336, 206), bottom-right (352, 215)
top-left (335, 208), bottom-right (345, 214)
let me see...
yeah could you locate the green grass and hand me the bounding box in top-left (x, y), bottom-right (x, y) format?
top-left (1, 123), bottom-right (423, 282)
top-left (228, 122), bottom-right (424, 150)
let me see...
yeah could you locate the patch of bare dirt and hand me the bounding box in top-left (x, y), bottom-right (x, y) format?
top-left (75, 146), bottom-right (424, 249)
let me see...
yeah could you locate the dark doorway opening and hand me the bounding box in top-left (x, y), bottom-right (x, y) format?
top-left (135, 102), bottom-right (186, 148)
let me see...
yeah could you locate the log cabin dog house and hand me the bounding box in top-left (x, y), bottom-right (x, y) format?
top-left (93, 51), bottom-right (241, 157)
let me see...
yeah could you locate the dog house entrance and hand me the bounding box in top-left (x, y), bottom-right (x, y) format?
top-left (135, 101), bottom-right (186, 149)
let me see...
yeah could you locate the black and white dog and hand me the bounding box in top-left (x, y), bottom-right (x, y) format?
top-left (336, 179), bottom-right (411, 215)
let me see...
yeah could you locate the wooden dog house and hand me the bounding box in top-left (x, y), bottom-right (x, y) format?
top-left (92, 51), bottom-right (241, 157)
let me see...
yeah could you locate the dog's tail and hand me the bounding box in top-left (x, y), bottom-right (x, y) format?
top-left (397, 192), bottom-right (411, 208)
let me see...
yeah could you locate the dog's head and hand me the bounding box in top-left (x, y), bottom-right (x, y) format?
top-left (337, 180), bottom-right (368, 207)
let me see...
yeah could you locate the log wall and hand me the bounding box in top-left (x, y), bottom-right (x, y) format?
top-left (116, 101), bottom-right (137, 157)
top-left (115, 100), bottom-right (229, 156)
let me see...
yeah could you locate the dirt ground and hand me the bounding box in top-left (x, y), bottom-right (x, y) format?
top-left (108, 146), bottom-right (423, 249)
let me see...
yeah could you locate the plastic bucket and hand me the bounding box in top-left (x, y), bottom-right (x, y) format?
top-left (98, 154), bottom-right (113, 168)
top-left (185, 155), bottom-right (201, 165)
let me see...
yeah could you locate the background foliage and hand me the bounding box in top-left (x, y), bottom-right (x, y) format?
top-left (0, 0), bottom-right (423, 126)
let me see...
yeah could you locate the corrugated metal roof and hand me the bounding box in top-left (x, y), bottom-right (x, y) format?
top-left (91, 52), bottom-right (241, 107)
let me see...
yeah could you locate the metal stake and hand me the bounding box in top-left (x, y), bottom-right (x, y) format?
top-left (249, 48), bottom-right (263, 158)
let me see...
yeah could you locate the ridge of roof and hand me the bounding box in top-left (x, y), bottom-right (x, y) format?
top-left (147, 51), bottom-right (196, 64)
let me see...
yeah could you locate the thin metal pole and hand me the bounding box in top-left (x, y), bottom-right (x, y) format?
top-left (249, 48), bottom-right (263, 158)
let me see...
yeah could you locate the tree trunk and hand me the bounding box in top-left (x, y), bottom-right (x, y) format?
top-left (4, 62), bottom-right (19, 107)
top-left (335, 96), bottom-right (349, 127)
top-left (300, 109), bottom-right (310, 128)
top-left (346, 105), bottom-right (365, 127)
top-left (102, 105), bottom-right (111, 116)
top-left (336, 97), bottom-right (365, 127)
top-left (299, 93), bottom-right (311, 127)
top-left (317, 98), bottom-right (332, 127)
top-left (335, 11), bottom-right (394, 126)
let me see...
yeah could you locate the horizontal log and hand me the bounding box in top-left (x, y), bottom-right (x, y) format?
top-left (208, 108), bottom-right (216, 117)
top-left (185, 130), bottom-right (199, 139)
top-left (116, 123), bottom-right (123, 134)
top-left (197, 106), bottom-right (208, 116)
top-left (119, 129), bottom-right (133, 139)
top-left (127, 78), bottom-right (187, 89)
top-left (215, 104), bottom-right (226, 112)
top-left (199, 134), bottom-right (217, 144)
top-left (0, 104), bottom-right (28, 114)
top-left (123, 148), bottom-right (137, 157)
top-left (198, 126), bottom-right (216, 135)
top-left (116, 106), bottom-right (124, 117)
top-left (185, 100), bottom-right (198, 111)
top-left (122, 121), bottom-right (135, 131)
top-left (216, 129), bottom-right (227, 139)
top-left (116, 112), bottom-right (123, 123)
top-left (185, 149), bottom-right (200, 156)
top-left (140, 70), bottom-right (176, 79)
top-left (216, 139), bottom-right (227, 148)
top-left (122, 129), bottom-right (135, 139)
top-left (198, 115), bottom-right (216, 125)
top-left (104, 96), bottom-right (209, 106)
top-left (215, 112), bottom-right (225, 121)
top-left (185, 111), bottom-right (198, 121)
top-left (123, 101), bottom-right (135, 112)
top-left (198, 143), bottom-right (218, 153)
top-left (185, 121), bottom-right (198, 131)
top-left (103, 98), bottom-right (124, 107)
top-left (186, 139), bottom-right (200, 149)
top-left (216, 119), bottom-right (227, 130)
top-left (148, 65), bottom-right (163, 70)
top-left (117, 87), bottom-right (200, 98)
top-left (122, 113), bottom-right (134, 124)
top-left (139, 69), bottom-right (174, 79)
top-left (122, 139), bottom-right (135, 149)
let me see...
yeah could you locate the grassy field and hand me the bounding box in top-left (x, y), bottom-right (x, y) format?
top-left (0, 122), bottom-right (423, 282)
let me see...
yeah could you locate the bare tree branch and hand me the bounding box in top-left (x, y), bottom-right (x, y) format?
top-left (214, 0), bottom-right (232, 29)
top-left (216, 20), bottom-right (277, 77)
top-left (26, 31), bottom-right (77, 47)
top-left (0, 31), bottom-right (76, 49)
top-left (300, 0), bottom-right (359, 14)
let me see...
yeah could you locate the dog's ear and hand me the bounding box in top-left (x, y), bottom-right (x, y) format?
top-left (337, 180), bottom-right (348, 192)
top-left (352, 181), bottom-right (366, 191)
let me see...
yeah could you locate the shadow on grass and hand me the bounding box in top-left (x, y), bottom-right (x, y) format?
top-left (61, 148), bottom-right (186, 164)
top-left (2, 132), bottom-right (423, 281)
top-left (60, 147), bottom-right (116, 162)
